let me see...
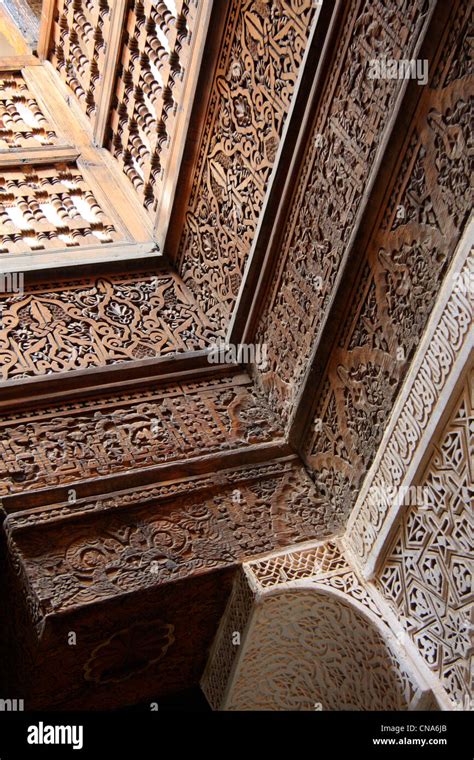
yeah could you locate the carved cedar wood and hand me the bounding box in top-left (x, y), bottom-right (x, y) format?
top-left (0, 270), bottom-right (219, 380)
top-left (0, 0), bottom-right (471, 712)
top-left (0, 62), bottom-right (154, 263)
top-left (0, 70), bottom-right (58, 149)
top-left (2, 457), bottom-right (335, 708)
top-left (253, 0), bottom-right (473, 523)
top-left (251, 0), bottom-right (438, 424)
top-left (0, 371), bottom-right (291, 497)
top-left (0, 162), bottom-right (122, 254)
top-left (108, 0), bottom-right (202, 216)
top-left (346, 238), bottom-right (473, 567)
top-left (174, 0), bottom-right (317, 332)
top-left (48, 0), bottom-right (112, 123)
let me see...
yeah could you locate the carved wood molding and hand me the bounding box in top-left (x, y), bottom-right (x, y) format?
top-left (238, 0), bottom-right (472, 529)
top-left (1, 457), bottom-right (335, 708)
top-left (4, 458), bottom-right (333, 619)
top-left (0, 370), bottom-right (288, 499)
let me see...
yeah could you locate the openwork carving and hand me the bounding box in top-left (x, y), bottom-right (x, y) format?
top-left (347, 246), bottom-right (473, 562)
top-left (49, 0), bottom-right (111, 120)
top-left (246, 540), bottom-right (394, 627)
top-left (0, 162), bottom-right (119, 253)
top-left (5, 461), bottom-right (333, 615)
top-left (248, 541), bottom-right (348, 588)
top-left (176, 0), bottom-right (316, 331)
top-left (297, 0), bottom-right (473, 522)
top-left (0, 374), bottom-right (284, 495)
top-left (0, 270), bottom-right (219, 380)
top-left (0, 71), bottom-right (58, 149)
top-left (376, 370), bottom-right (473, 708)
top-left (109, 0), bottom-right (200, 214)
top-left (225, 590), bottom-right (424, 711)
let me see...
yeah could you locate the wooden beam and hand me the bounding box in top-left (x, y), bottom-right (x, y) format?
top-left (0, 350), bottom-right (234, 409)
top-left (37, 0), bottom-right (54, 59)
top-left (288, 0), bottom-right (453, 451)
top-left (4, 455), bottom-right (300, 522)
top-left (93, 0), bottom-right (128, 147)
top-left (226, 0), bottom-right (340, 346)
top-left (0, 146), bottom-right (78, 165)
top-left (1, 443), bottom-right (292, 512)
top-left (0, 54), bottom-right (40, 69)
top-left (0, 241), bottom-right (160, 274)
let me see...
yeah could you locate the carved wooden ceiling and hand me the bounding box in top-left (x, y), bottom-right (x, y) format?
top-left (0, 0), bottom-right (471, 712)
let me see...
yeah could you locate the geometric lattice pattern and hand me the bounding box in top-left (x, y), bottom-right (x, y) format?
top-left (109, 0), bottom-right (198, 214)
top-left (246, 541), bottom-right (347, 588)
top-left (0, 71), bottom-right (58, 149)
top-left (0, 162), bottom-right (119, 253)
top-left (377, 369), bottom-right (474, 708)
top-left (49, 0), bottom-right (111, 121)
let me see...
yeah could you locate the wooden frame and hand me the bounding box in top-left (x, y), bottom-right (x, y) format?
top-left (92, 0), bottom-right (128, 147)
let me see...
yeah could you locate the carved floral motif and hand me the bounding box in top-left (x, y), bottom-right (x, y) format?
top-left (0, 374), bottom-right (283, 494)
top-left (177, 0), bottom-right (316, 331)
top-left (0, 271), bottom-right (219, 380)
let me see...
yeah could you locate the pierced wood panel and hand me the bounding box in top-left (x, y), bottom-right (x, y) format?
top-left (0, 270), bottom-right (220, 381)
top-left (0, 161), bottom-right (120, 253)
top-left (49, 0), bottom-right (112, 122)
top-left (108, 0), bottom-right (200, 215)
top-left (175, 0), bottom-right (316, 332)
top-left (0, 70), bottom-right (58, 149)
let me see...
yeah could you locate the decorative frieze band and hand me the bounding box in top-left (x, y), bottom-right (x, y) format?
top-left (346, 227), bottom-right (473, 568)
